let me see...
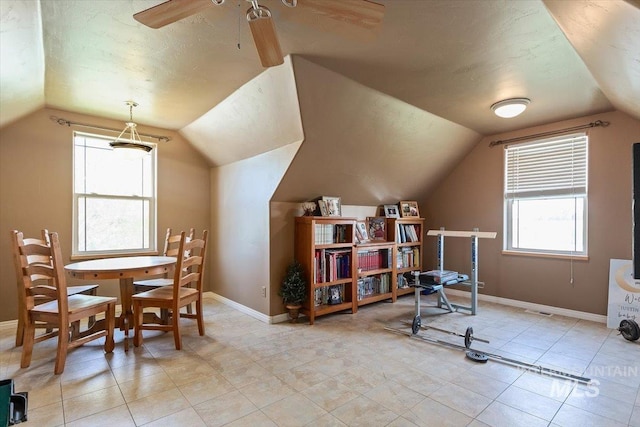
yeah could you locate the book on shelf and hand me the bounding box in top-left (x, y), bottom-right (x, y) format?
top-left (397, 273), bottom-right (410, 289)
top-left (397, 247), bottom-right (420, 269)
top-left (314, 248), bottom-right (352, 283)
top-left (357, 273), bottom-right (391, 300)
top-left (357, 247), bottom-right (392, 272)
top-left (395, 223), bottom-right (421, 243)
top-left (314, 223), bottom-right (351, 245)
top-left (315, 284), bottom-right (346, 306)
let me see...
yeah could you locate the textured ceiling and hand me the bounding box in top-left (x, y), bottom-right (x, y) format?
top-left (1, 0), bottom-right (638, 139)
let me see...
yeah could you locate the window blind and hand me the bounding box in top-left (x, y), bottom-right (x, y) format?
top-left (505, 133), bottom-right (587, 199)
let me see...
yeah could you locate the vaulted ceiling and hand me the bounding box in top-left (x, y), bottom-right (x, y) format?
top-left (1, 0), bottom-right (639, 165)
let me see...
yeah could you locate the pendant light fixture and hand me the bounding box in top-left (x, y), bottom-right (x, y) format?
top-left (109, 101), bottom-right (153, 153)
top-left (491, 98), bottom-right (530, 118)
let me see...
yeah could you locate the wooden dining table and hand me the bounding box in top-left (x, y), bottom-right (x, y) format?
top-left (65, 256), bottom-right (176, 350)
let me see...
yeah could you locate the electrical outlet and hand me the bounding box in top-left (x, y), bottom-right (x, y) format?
top-left (261, 286), bottom-right (266, 297)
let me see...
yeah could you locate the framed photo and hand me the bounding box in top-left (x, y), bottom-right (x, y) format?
top-left (367, 216), bottom-right (387, 241)
top-left (317, 200), bottom-right (329, 217)
top-left (328, 285), bottom-right (342, 305)
top-left (322, 196), bottom-right (341, 217)
top-left (356, 221), bottom-right (369, 242)
top-left (383, 204), bottom-right (400, 218)
top-left (400, 201), bottom-right (420, 218)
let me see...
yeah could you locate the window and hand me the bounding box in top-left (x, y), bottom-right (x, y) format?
top-left (504, 133), bottom-right (587, 256)
top-left (73, 131), bottom-right (157, 256)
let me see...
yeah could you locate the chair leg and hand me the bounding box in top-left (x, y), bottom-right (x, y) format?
top-left (15, 314), bottom-right (25, 347)
top-left (104, 303), bottom-right (115, 353)
top-left (20, 319), bottom-right (35, 368)
top-left (196, 299), bottom-right (205, 336)
top-left (173, 309), bottom-right (182, 350)
top-left (54, 321), bottom-right (70, 375)
top-left (133, 300), bottom-right (143, 348)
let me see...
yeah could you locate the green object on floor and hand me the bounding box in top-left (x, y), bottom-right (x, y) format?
top-left (1, 379), bottom-right (12, 427)
top-left (0, 379), bottom-right (28, 426)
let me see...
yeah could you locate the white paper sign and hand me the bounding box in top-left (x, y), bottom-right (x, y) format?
top-left (607, 259), bottom-right (640, 328)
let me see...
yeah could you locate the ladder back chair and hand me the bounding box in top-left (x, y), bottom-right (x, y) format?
top-left (12, 229), bottom-right (99, 347)
top-left (133, 230), bottom-right (208, 350)
top-left (133, 228), bottom-right (195, 320)
top-left (11, 230), bottom-right (116, 374)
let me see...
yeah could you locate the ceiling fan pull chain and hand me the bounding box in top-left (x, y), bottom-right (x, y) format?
top-left (281, 0), bottom-right (297, 7)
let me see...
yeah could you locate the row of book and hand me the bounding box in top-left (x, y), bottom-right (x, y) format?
top-left (314, 224), bottom-right (350, 245)
top-left (314, 249), bottom-right (351, 283)
top-left (397, 247), bottom-right (420, 269)
top-left (357, 274), bottom-right (391, 300)
top-left (396, 224), bottom-right (421, 243)
top-left (314, 284), bottom-right (345, 306)
top-left (357, 248), bottom-right (392, 272)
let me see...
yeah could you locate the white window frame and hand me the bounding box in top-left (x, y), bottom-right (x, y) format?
top-left (72, 131), bottom-right (157, 257)
top-left (504, 133), bottom-right (588, 257)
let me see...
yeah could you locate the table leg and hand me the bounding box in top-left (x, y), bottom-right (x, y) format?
top-left (119, 277), bottom-right (134, 352)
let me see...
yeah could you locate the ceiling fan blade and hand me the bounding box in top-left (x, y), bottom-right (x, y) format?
top-left (247, 11), bottom-right (284, 67)
top-left (134, 0), bottom-right (213, 29)
top-left (295, 0), bottom-right (384, 31)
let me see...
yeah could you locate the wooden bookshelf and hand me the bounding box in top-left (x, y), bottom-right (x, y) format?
top-left (295, 216), bottom-right (357, 324)
top-left (294, 216), bottom-right (425, 324)
top-left (387, 218), bottom-right (425, 299)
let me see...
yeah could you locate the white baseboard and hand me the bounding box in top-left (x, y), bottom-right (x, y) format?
top-left (443, 288), bottom-right (607, 323)
top-left (207, 292), bottom-right (290, 324)
top-left (0, 291), bottom-right (605, 329)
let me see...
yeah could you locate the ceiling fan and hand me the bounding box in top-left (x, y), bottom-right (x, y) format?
top-left (134, 0), bottom-right (385, 68)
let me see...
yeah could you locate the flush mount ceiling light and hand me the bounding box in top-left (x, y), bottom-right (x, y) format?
top-left (491, 98), bottom-right (530, 118)
top-left (109, 101), bottom-right (153, 153)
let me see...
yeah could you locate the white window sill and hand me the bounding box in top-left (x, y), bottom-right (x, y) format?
top-left (502, 250), bottom-right (589, 261)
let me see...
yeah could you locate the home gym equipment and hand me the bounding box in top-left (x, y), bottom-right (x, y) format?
top-left (384, 325), bottom-right (592, 384)
top-left (618, 319), bottom-right (640, 341)
top-left (401, 321), bottom-right (490, 348)
top-left (426, 228), bottom-right (497, 315)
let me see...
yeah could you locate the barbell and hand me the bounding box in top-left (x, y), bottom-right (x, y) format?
top-left (404, 320), bottom-right (490, 349)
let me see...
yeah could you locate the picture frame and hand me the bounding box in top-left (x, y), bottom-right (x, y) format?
top-left (317, 200), bottom-right (330, 217)
top-left (399, 201), bottom-right (420, 218)
top-left (367, 216), bottom-right (387, 241)
top-left (328, 285), bottom-right (342, 305)
top-left (356, 221), bottom-right (369, 242)
top-left (383, 204), bottom-right (400, 218)
top-left (322, 196), bottom-right (342, 217)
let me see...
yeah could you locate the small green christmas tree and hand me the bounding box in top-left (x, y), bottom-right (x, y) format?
top-left (279, 261), bottom-right (307, 306)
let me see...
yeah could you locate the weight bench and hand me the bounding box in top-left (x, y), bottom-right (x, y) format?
top-left (404, 271), bottom-right (466, 334)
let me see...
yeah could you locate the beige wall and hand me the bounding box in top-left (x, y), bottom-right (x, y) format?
top-left (422, 110), bottom-right (640, 315)
top-left (211, 144), bottom-right (300, 314)
top-left (273, 57), bottom-right (481, 205)
top-left (0, 108), bottom-right (211, 322)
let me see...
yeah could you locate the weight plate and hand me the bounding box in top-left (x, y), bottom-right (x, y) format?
top-left (465, 350), bottom-right (488, 363)
top-left (632, 320), bottom-right (640, 341)
top-left (412, 315), bottom-right (421, 335)
top-left (619, 319), bottom-right (640, 341)
top-left (465, 327), bottom-right (473, 348)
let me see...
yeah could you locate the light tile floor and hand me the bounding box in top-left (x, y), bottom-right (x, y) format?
top-left (1, 292), bottom-right (639, 426)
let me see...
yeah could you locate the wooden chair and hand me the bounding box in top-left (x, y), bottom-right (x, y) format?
top-left (13, 229), bottom-right (99, 347)
top-left (133, 230), bottom-right (208, 350)
top-left (133, 228), bottom-right (195, 320)
top-left (11, 230), bottom-right (116, 375)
